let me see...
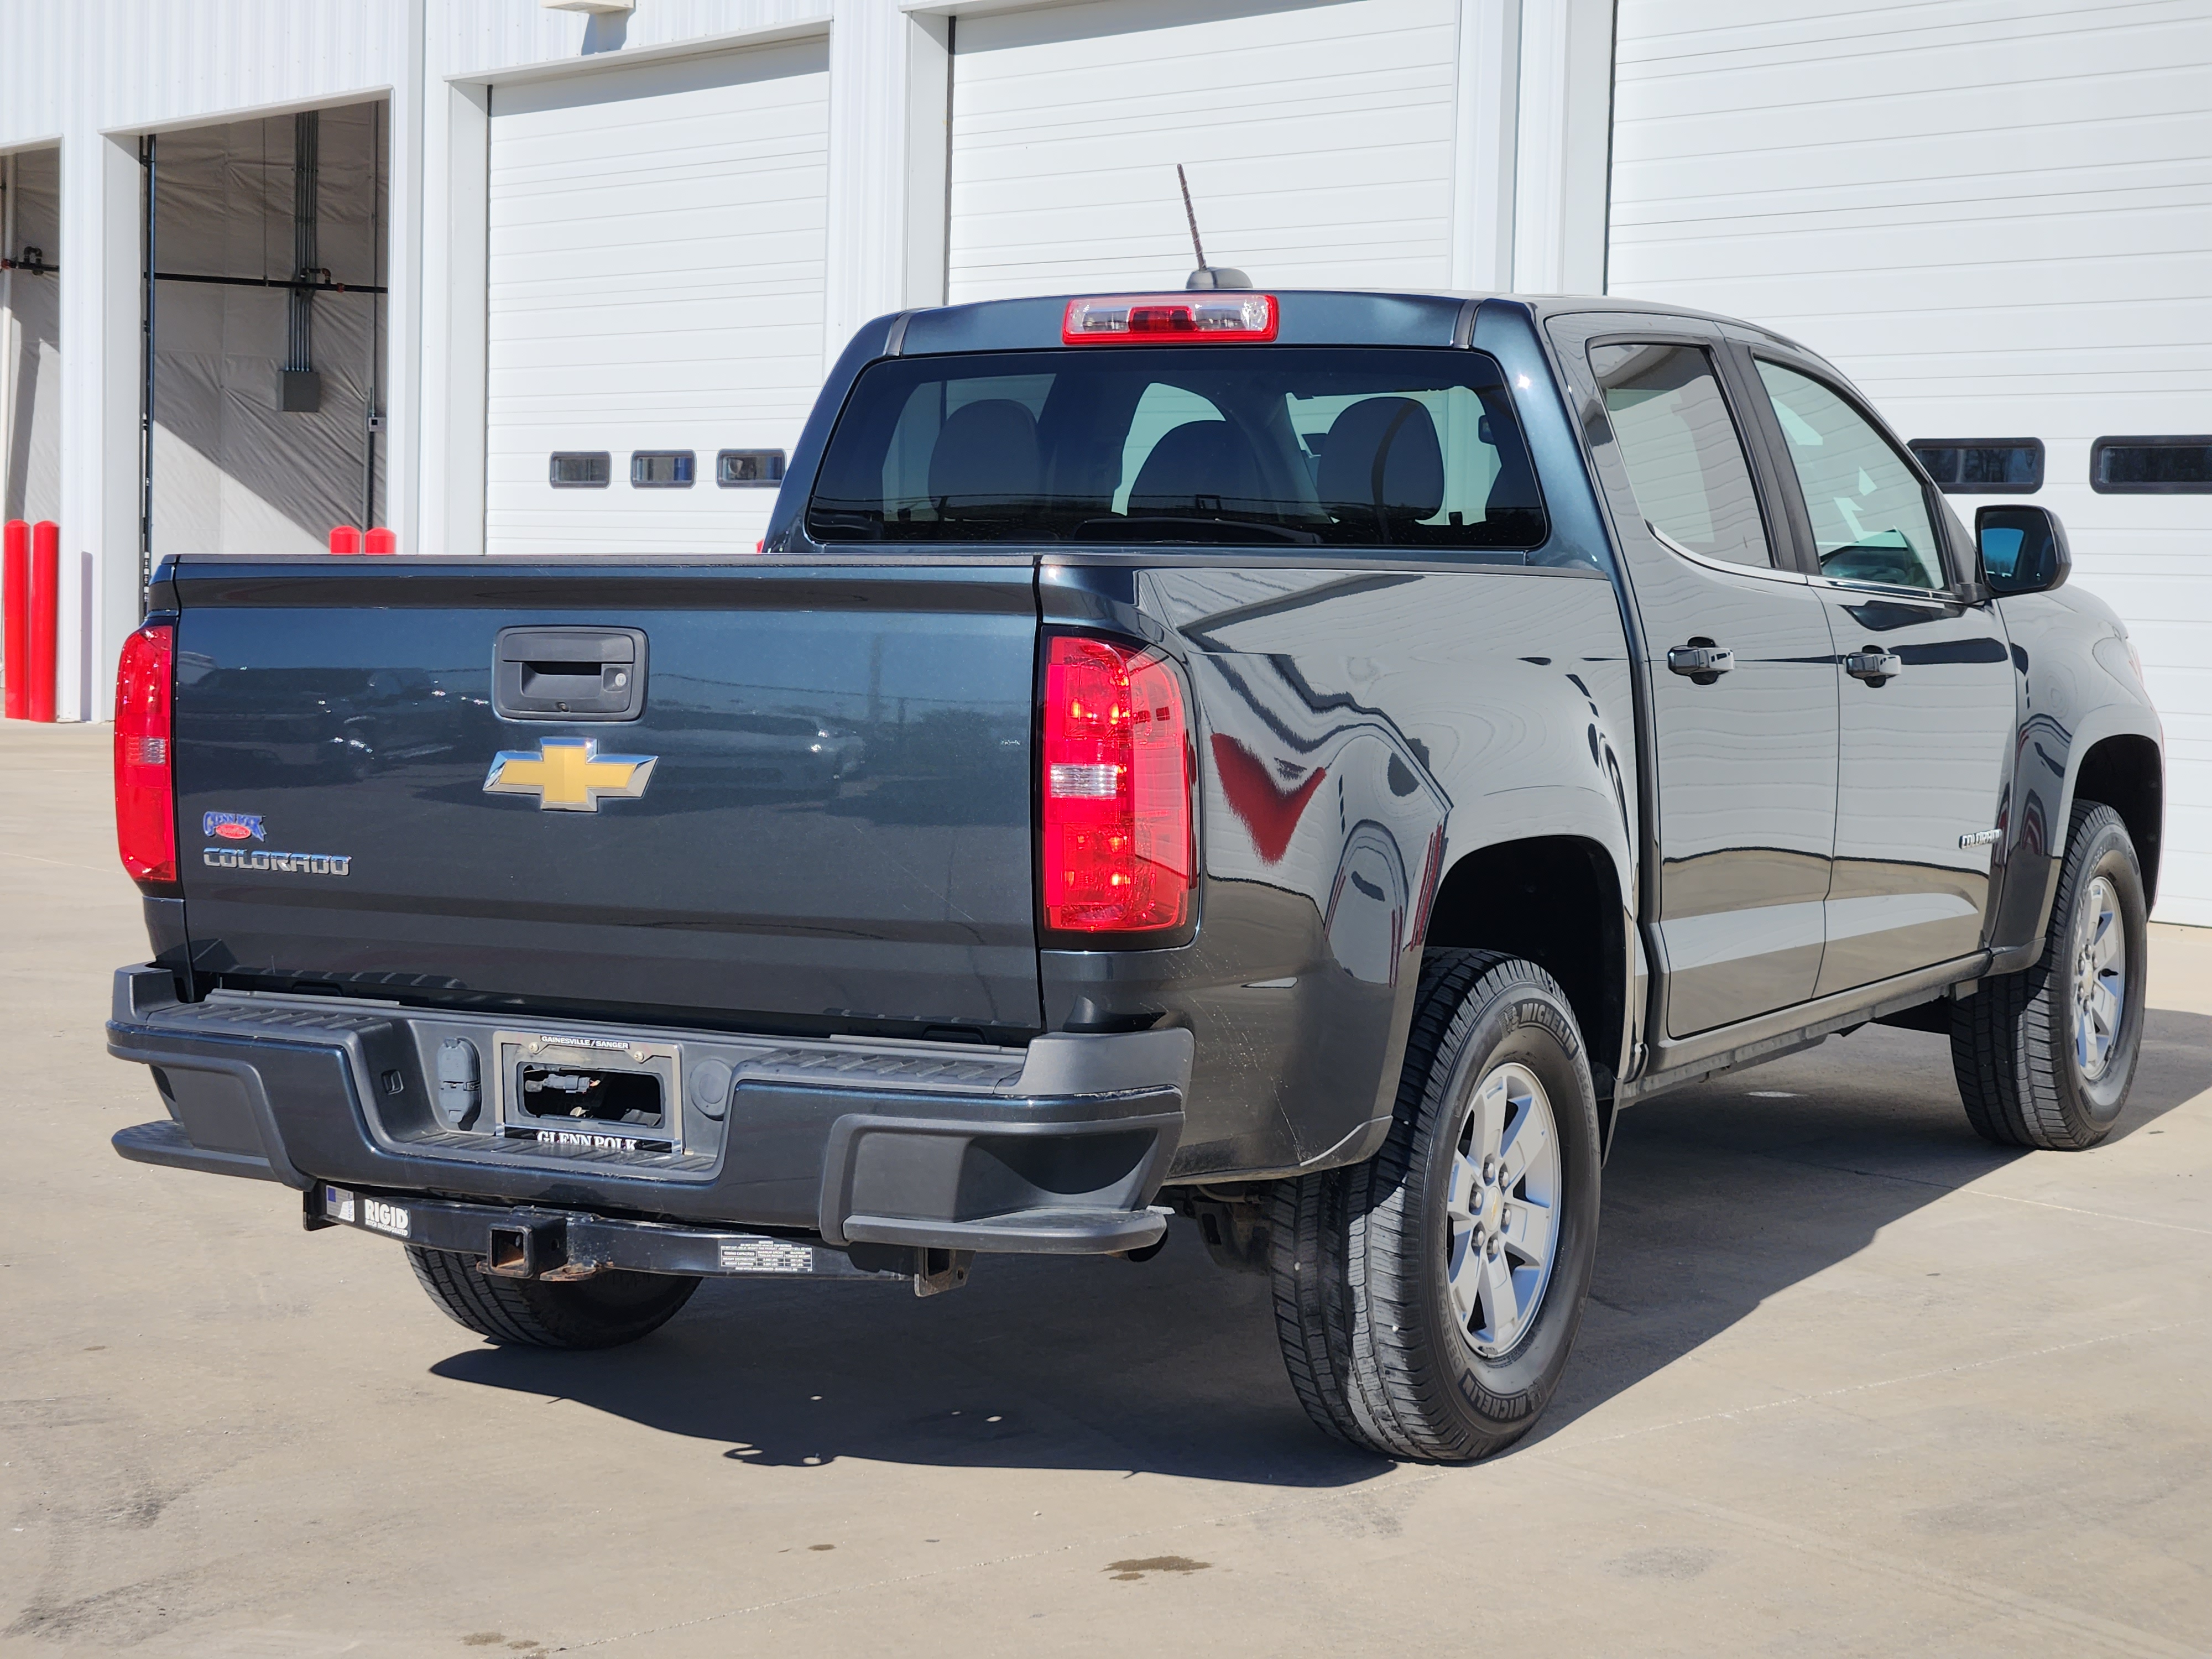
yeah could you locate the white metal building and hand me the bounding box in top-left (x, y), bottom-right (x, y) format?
top-left (1608, 0), bottom-right (2212, 923)
top-left (0, 0), bottom-right (2206, 922)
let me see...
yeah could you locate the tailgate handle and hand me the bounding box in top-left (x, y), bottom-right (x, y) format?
top-left (493, 627), bottom-right (648, 722)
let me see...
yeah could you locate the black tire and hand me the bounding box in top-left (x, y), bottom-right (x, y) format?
top-left (1267, 950), bottom-right (1603, 1462)
top-left (405, 1246), bottom-right (698, 1349)
top-left (1951, 801), bottom-right (2148, 1150)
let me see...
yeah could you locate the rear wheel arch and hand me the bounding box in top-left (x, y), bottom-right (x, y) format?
top-left (1421, 835), bottom-right (1630, 1094)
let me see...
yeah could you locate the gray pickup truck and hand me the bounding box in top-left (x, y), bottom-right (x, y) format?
top-left (106, 288), bottom-right (2162, 1462)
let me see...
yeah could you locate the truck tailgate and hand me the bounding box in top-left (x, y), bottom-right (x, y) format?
top-left (168, 561), bottom-right (1041, 1033)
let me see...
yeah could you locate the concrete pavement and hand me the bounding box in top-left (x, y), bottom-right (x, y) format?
top-left (2, 717), bottom-right (2207, 1657)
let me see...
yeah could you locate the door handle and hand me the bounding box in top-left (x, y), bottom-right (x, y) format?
top-left (1666, 644), bottom-right (1735, 683)
top-left (493, 625), bottom-right (649, 721)
top-left (1844, 648), bottom-right (1903, 685)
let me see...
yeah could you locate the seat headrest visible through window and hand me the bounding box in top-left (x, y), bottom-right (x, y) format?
top-left (928, 399), bottom-right (1041, 512)
top-left (1129, 420), bottom-right (1264, 515)
top-left (1318, 397), bottom-right (1445, 526)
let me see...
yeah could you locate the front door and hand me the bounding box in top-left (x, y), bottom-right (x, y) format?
top-left (1557, 324), bottom-right (1843, 1039)
top-left (1740, 353), bottom-right (2016, 993)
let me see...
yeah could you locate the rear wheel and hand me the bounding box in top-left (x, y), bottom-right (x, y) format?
top-left (1951, 801), bottom-right (2148, 1150)
top-left (1268, 950), bottom-right (1603, 1462)
top-left (406, 1246), bottom-right (698, 1349)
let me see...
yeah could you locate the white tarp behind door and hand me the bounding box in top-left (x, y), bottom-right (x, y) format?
top-left (2, 147), bottom-right (61, 524)
top-left (947, 0), bottom-right (1462, 303)
top-left (484, 42), bottom-right (830, 556)
top-left (1609, 0), bottom-right (2212, 925)
top-left (149, 107), bottom-right (385, 556)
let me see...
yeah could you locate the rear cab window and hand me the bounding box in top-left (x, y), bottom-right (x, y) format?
top-left (1589, 342), bottom-right (1774, 570)
top-left (805, 347), bottom-right (1554, 559)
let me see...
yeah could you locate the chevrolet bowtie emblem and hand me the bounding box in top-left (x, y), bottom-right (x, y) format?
top-left (483, 739), bottom-right (658, 812)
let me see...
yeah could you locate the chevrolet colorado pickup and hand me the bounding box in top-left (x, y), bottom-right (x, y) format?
top-left (107, 289), bottom-right (2162, 1462)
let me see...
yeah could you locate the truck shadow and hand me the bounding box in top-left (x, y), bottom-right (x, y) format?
top-left (429, 1009), bottom-right (2209, 1483)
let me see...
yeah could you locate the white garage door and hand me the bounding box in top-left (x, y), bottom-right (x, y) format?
top-left (485, 41), bottom-right (828, 556)
top-left (948, 0), bottom-right (1462, 303)
top-left (1609, 0), bottom-right (2212, 925)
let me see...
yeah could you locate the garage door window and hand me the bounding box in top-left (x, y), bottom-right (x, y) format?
top-left (807, 347), bottom-right (1549, 557)
top-left (2091, 437), bottom-right (2212, 493)
top-left (1907, 438), bottom-right (2043, 494)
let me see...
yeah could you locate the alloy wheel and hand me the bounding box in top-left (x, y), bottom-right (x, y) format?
top-left (2072, 874), bottom-right (2126, 1082)
top-left (1445, 1061), bottom-right (1562, 1358)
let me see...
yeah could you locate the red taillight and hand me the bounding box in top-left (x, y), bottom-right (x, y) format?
top-left (1062, 293), bottom-right (1277, 345)
top-left (1042, 635), bottom-right (1194, 935)
top-left (114, 623), bottom-right (176, 888)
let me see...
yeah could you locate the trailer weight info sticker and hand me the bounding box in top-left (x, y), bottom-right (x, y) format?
top-left (325, 1185), bottom-right (356, 1223)
top-left (720, 1238), bottom-right (812, 1274)
top-left (361, 1198), bottom-right (411, 1238)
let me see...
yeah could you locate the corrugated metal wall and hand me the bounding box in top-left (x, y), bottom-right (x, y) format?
top-left (947, 0), bottom-right (1463, 302)
top-left (482, 41), bottom-right (829, 555)
top-left (1609, 0), bottom-right (2212, 924)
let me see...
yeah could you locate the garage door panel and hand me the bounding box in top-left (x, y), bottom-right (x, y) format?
top-left (949, 0), bottom-right (1459, 302)
top-left (499, 168), bottom-right (828, 227)
top-left (1613, 0), bottom-right (2212, 921)
top-left (486, 41), bottom-right (827, 556)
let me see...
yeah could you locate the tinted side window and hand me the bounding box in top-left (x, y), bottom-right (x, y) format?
top-left (1757, 361), bottom-right (1945, 590)
top-left (1590, 342), bottom-right (1771, 568)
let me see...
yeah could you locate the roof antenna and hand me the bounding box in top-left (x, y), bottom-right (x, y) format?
top-left (1177, 164), bottom-right (1249, 291)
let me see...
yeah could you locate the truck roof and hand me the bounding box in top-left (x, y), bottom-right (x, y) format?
top-left (887, 289), bottom-right (1817, 359)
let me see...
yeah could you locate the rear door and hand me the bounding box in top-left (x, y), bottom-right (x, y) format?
top-left (1550, 315), bottom-right (1841, 1038)
top-left (1733, 348), bottom-right (2016, 992)
top-left (171, 561), bottom-right (1041, 1034)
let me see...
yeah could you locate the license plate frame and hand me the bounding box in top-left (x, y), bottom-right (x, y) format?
top-left (492, 1029), bottom-right (684, 1155)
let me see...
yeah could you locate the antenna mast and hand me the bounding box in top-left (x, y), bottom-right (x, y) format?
top-left (1175, 165), bottom-right (1250, 291)
top-left (1177, 163), bottom-right (1208, 273)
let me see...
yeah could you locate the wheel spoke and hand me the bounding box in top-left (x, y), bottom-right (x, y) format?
top-left (1446, 1151), bottom-right (1479, 1230)
top-left (1499, 1098), bottom-right (1551, 1191)
top-left (1447, 1232), bottom-right (1484, 1330)
top-left (2091, 978), bottom-right (2121, 1033)
top-left (1499, 1194), bottom-right (1554, 1266)
top-left (1480, 1246), bottom-right (1520, 1337)
top-left (1470, 1071), bottom-right (1510, 1164)
top-left (2092, 909), bottom-right (2120, 971)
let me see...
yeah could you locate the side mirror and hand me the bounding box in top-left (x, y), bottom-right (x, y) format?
top-left (1978, 504), bottom-right (2071, 596)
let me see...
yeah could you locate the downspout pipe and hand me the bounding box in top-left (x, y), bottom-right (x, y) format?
top-left (280, 111), bottom-right (321, 413)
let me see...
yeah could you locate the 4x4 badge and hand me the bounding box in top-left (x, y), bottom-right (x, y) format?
top-left (484, 738), bottom-right (658, 813)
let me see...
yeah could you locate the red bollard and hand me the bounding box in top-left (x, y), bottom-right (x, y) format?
top-left (328, 525), bottom-right (362, 555)
top-left (27, 520), bottom-right (59, 722)
top-left (364, 526), bottom-right (396, 556)
top-left (2, 520), bottom-right (26, 719)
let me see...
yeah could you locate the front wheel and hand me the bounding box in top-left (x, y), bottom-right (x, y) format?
top-left (1268, 950), bottom-right (1603, 1462)
top-left (1951, 801), bottom-right (2148, 1150)
top-left (406, 1246), bottom-right (699, 1349)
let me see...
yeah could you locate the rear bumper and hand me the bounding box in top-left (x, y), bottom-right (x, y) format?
top-left (106, 966), bottom-right (1186, 1257)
